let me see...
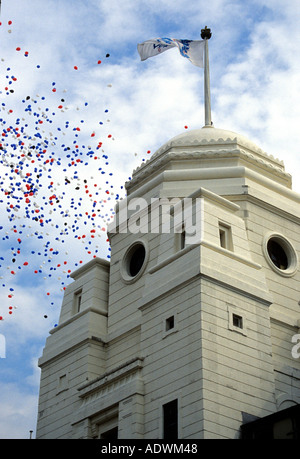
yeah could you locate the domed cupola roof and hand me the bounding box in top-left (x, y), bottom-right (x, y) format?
top-left (127, 126), bottom-right (291, 194)
top-left (152, 127), bottom-right (270, 159)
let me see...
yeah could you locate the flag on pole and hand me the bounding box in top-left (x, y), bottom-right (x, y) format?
top-left (137, 38), bottom-right (205, 68)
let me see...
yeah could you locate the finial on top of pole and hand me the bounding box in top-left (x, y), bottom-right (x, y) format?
top-left (201, 26), bottom-right (212, 40)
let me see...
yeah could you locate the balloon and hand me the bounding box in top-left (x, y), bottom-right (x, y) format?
top-left (0, 25), bottom-right (122, 323)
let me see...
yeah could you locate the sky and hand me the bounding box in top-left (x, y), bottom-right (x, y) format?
top-left (0, 0), bottom-right (299, 439)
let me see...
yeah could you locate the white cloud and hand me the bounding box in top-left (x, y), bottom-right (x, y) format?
top-left (211, 3), bottom-right (300, 191)
top-left (0, 383), bottom-right (38, 439)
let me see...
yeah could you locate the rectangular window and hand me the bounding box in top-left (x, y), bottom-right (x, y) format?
top-left (232, 313), bottom-right (243, 329)
top-left (228, 305), bottom-right (247, 336)
top-left (180, 229), bottom-right (186, 250)
top-left (56, 373), bottom-right (68, 394)
top-left (100, 426), bottom-right (118, 439)
top-left (219, 227), bottom-right (226, 248)
top-left (162, 311), bottom-right (178, 339)
top-left (59, 374), bottom-right (67, 388)
top-left (219, 222), bottom-right (233, 251)
top-left (74, 290), bottom-right (82, 313)
top-left (165, 315), bottom-right (175, 331)
top-left (163, 399), bottom-right (178, 439)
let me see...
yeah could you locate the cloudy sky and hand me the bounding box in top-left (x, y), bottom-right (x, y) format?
top-left (0, 0), bottom-right (299, 439)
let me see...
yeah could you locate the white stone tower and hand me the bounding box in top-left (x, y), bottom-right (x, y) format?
top-left (36, 125), bottom-right (300, 439)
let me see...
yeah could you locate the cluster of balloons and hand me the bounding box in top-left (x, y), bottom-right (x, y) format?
top-left (0, 20), bottom-right (125, 323)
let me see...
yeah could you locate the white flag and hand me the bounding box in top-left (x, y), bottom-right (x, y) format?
top-left (137, 38), bottom-right (204, 68)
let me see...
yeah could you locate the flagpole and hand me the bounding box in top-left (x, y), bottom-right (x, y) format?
top-left (201, 26), bottom-right (212, 127)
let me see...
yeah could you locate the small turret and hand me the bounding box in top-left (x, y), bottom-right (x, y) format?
top-left (36, 257), bottom-right (110, 439)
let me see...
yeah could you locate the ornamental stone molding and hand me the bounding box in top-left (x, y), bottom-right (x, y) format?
top-left (127, 127), bottom-right (290, 192)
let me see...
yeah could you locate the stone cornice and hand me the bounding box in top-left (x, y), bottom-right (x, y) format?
top-left (70, 256), bottom-right (110, 280)
top-left (127, 147), bottom-right (290, 193)
top-left (72, 357), bottom-right (144, 425)
top-left (228, 193), bottom-right (300, 224)
top-left (125, 127), bottom-right (291, 194)
top-left (151, 133), bottom-right (283, 167)
top-left (78, 357), bottom-right (144, 397)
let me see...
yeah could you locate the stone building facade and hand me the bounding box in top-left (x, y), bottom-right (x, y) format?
top-left (36, 126), bottom-right (300, 439)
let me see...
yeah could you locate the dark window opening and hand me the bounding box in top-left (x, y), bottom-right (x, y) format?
top-left (163, 399), bottom-right (178, 439)
top-left (218, 223), bottom-right (233, 250)
top-left (241, 404), bottom-right (300, 439)
top-left (166, 316), bottom-right (175, 331)
top-left (180, 230), bottom-right (186, 250)
top-left (267, 239), bottom-right (288, 270)
top-left (129, 244), bottom-right (146, 277)
top-left (100, 426), bottom-right (118, 439)
top-left (76, 293), bottom-right (82, 313)
top-left (74, 290), bottom-right (82, 314)
top-left (219, 228), bottom-right (226, 248)
top-left (232, 313), bottom-right (243, 329)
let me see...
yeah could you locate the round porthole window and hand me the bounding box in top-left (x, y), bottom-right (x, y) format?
top-left (121, 241), bottom-right (148, 283)
top-left (263, 233), bottom-right (298, 277)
